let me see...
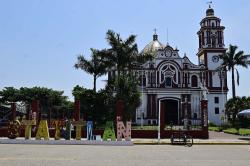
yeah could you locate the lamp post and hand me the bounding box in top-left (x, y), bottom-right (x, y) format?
top-left (140, 66), bottom-right (144, 129)
top-left (182, 97), bottom-right (189, 130)
top-left (158, 100), bottom-right (161, 143)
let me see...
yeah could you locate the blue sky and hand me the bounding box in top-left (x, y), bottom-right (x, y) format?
top-left (0, 0), bottom-right (250, 100)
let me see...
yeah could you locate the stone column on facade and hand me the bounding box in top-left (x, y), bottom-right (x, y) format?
top-left (183, 97), bottom-right (189, 130)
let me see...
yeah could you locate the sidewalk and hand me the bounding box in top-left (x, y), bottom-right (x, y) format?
top-left (132, 138), bottom-right (250, 145)
top-left (0, 131), bottom-right (249, 145)
top-left (133, 131), bottom-right (250, 145)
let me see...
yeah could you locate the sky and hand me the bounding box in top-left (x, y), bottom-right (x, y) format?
top-left (0, 0), bottom-right (250, 101)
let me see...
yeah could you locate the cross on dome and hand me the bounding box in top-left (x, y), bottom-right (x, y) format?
top-left (153, 28), bottom-right (158, 41)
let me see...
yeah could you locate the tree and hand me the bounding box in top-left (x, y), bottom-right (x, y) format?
top-left (101, 30), bottom-right (153, 121)
top-left (115, 73), bottom-right (141, 121)
top-left (225, 96), bottom-right (250, 127)
top-left (102, 30), bottom-right (139, 120)
top-left (72, 85), bottom-right (114, 126)
top-left (0, 87), bottom-right (73, 120)
top-left (104, 30), bottom-right (152, 78)
top-left (74, 48), bottom-right (107, 92)
top-left (0, 87), bottom-right (20, 103)
top-left (219, 45), bottom-right (250, 98)
top-left (225, 97), bottom-right (243, 124)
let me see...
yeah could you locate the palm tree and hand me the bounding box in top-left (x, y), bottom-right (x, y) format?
top-left (100, 30), bottom-right (154, 120)
top-left (74, 48), bottom-right (107, 92)
top-left (104, 30), bottom-right (138, 79)
top-left (219, 44), bottom-right (250, 98)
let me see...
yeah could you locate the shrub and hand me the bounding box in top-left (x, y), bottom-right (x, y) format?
top-left (208, 122), bottom-right (217, 127)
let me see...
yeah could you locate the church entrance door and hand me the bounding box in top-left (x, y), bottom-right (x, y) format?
top-left (162, 99), bottom-right (179, 126)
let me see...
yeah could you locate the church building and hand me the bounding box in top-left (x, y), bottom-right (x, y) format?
top-left (135, 6), bottom-right (228, 126)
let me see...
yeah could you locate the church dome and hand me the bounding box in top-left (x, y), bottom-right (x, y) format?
top-left (206, 6), bottom-right (214, 17)
top-left (141, 33), bottom-right (164, 55)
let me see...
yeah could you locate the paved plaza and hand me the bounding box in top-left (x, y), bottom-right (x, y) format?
top-left (0, 144), bottom-right (249, 166)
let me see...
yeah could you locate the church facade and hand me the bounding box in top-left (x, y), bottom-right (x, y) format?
top-left (135, 6), bottom-right (228, 126)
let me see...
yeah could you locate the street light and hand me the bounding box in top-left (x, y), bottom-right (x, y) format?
top-left (158, 100), bottom-right (161, 143)
top-left (140, 66), bottom-right (144, 129)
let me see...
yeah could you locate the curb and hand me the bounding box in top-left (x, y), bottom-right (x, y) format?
top-left (133, 142), bottom-right (250, 145)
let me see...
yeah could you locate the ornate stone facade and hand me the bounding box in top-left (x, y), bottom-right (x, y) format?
top-left (134, 6), bottom-right (228, 126)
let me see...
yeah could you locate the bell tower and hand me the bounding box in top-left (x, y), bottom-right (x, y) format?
top-left (197, 5), bottom-right (227, 90)
top-left (197, 4), bottom-right (228, 125)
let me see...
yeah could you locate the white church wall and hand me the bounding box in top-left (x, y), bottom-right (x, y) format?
top-left (157, 94), bottom-right (181, 100)
top-left (207, 52), bottom-right (223, 70)
top-left (191, 93), bottom-right (201, 118)
top-left (136, 92), bottom-right (147, 124)
top-left (207, 93), bottom-right (227, 125)
top-left (212, 71), bottom-right (221, 87)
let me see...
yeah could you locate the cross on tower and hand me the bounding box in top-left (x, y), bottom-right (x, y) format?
top-left (207, 1), bottom-right (212, 8)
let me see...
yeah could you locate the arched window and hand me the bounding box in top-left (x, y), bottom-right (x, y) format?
top-left (165, 77), bottom-right (172, 87)
top-left (191, 75), bottom-right (198, 87)
top-left (139, 75), bottom-right (146, 86)
top-left (212, 36), bottom-right (216, 47)
top-left (193, 113), bottom-right (197, 119)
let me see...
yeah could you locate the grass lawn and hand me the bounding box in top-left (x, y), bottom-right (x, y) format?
top-left (238, 128), bottom-right (250, 136)
top-left (209, 126), bottom-right (221, 132)
top-left (222, 128), bottom-right (250, 136)
top-left (223, 128), bottom-right (238, 134)
top-left (132, 125), bottom-right (158, 130)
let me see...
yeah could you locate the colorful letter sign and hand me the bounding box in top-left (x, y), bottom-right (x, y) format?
top-left (7, 120), bottom-right (20, 139)
top-left (65, 120), bottom-right (71, 140)
top-left (117, 117), bottom-right (131, 141)
top-left (36, 120), bottom-right (50, 140)
top-left (72, 120), bottom-right (85, 140)
top-left (102, 121), bottom-right (116, 141)
top-left (21, 120), bottom-right (36, 140)
top-left (52, 120), bottom-right (62, 140)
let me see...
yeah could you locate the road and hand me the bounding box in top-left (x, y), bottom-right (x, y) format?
top-left (0, 144), bottom-right (249, 166)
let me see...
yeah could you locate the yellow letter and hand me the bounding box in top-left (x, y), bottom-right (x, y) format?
top-left (21, 120), bottom-right (36, 140)
top-left (71, 120), bottom-right (85, 140)
top-left (36, 120), bottom-right (50, 140)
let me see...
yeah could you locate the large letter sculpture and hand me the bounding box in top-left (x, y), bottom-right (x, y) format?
top-left (21, 120), bottom-right (36, 139)
top-left (102, 121), bottom-right (116, 141)
top-left (65, 120), bottom-right (71, 140)
top-left (86, 121), bottom-right (93, 140)
top-left (52, 120), bottom-right (63, 140)
top-left (36, 120), bottom-right (50, 140)
top-left (116, 117), bottom-right (131, 141)
top-left (72, 120), bottom-right (85, 140)
top-left (7, 120), bottom-right (20, 139)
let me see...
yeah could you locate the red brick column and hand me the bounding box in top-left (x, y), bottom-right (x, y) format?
top-left (31, 100), bottom-right (40, 122)
top-left (116, 100), bottom-right (124, 119)
top-left (74, 99), bottom-right (81, 121)
top-left (11, 103), bottom-right (16, 121)
top-left (201, 99), bottom-right (208, 138)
